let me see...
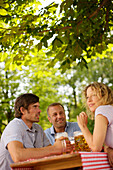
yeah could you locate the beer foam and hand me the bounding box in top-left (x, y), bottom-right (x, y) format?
top-left (73, 131), bottom-right (83, 137)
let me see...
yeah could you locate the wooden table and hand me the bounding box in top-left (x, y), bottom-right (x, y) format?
top-left (10, 153), bottom-right (82, 170)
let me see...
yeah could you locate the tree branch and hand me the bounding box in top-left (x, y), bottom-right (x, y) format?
top-left (104, 8), bottom-right (109, 32)
top-left (87, 0), bottom-right (108, 20)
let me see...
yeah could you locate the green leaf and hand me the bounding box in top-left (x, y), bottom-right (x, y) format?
top-left (37, 42), bottom-right (42, 51)
top-left (52, 37), bottom-right (63, 50)
top-left (0, 9), bottom-right (8, 16)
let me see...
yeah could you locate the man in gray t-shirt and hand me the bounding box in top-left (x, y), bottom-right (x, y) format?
top-left (44, 103), bottom-right (81, 145)
top-left (0, 93), bottom-right (72, 170)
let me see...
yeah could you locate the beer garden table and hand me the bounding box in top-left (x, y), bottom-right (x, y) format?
top-left (10, 152), bottom-right (113, 170)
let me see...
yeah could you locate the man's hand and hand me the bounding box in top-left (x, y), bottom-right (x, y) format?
top-left (107, 147), bottom-right (113, 167)
top-left (54, 136), bottom-right (73, 154)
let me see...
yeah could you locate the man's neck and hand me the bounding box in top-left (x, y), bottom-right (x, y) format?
top-left (22, 118), bottom-right (33, 129)
top-left (54, 127), bottom-right (65, 133)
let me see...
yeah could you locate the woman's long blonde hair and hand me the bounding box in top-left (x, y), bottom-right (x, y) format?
top-left (83, 82), bottom-right (113, 118)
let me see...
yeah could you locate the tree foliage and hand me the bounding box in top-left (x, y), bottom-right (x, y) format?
top-left (0, 0), bottom-right (113, 71)
top-left (0, 63), bottom-right (21, 135)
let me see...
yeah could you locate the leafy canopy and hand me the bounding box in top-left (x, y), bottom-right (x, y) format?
top-left (0, 0), bottom-right (113, 71)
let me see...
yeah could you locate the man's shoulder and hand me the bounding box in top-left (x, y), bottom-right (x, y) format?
top-left (44, 126), bottom-right (54, 136)
top-left (2, 118), bottom-right (24, 136)
top-left (67, 121), bottom-right (78, 126)
top-left (67, 121), bottom-right (80, 130)
top-left (44, 127), bottom-right (51, 133)
top-left (4, 118), bottom-right (21, 129)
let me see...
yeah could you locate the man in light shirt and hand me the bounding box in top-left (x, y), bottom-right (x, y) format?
top-left (45, 102), bottom-right (81, 145)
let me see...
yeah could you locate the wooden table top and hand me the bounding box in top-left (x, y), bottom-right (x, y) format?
top-left (10, 152), bottom-right (82, 170)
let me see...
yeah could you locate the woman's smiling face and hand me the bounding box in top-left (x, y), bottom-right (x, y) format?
top-left (86, 87), bottom-right (101, 112)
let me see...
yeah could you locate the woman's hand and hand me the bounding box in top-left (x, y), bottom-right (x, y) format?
top-left (77, 111), bottom-right (88, 129)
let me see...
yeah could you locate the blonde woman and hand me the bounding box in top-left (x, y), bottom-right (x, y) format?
top-left (77, 82), bottom-right (113, 153)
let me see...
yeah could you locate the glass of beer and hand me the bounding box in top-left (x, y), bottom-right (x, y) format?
top-left (73, 131), bottom-right (91, 152)
top-left (55, 132), bottom-right (68, 154)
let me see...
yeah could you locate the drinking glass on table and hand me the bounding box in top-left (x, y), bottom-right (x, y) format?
top-left (73, 131), bottom-right (91, 152)
top-left (55, 132), bottom-right (68, 154)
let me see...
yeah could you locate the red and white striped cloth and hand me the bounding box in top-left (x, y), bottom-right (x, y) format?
top-left (79, 152), bottom-right (113, 170)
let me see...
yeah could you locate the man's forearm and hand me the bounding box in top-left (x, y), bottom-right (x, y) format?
top-left (14, 145), bottom-right (61, 162)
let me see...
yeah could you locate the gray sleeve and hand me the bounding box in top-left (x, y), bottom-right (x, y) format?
top-left (1, 121), bottom-right (23, 148)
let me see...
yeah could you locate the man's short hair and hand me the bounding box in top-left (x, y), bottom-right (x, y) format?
top-left (14, 93), bottom-right (39, 118)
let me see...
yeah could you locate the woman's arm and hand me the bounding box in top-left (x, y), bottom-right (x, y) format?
top-left (77, 112), bottom-right (108, 152)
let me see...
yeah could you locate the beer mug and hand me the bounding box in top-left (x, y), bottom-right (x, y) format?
top-left (73, 131), bottom-right (91, 152)
top-left (55, 132), bottom-right (68, 154)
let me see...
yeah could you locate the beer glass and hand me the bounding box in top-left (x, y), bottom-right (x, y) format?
top-left (73, 131), bottom-right (91, 152)
top-left (55, 132), bottom-right (68, 154)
